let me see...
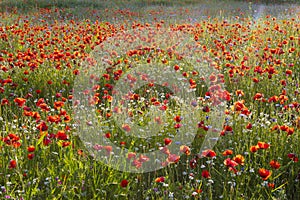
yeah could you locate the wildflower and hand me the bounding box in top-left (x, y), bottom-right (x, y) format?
top-left (223, 125), bottom-right (233, 132)
top-left (104, 132), bottom-right (111, 138)
top-left (269, 160), bottom-right (280, 169)
top-left (258, 168), bottom-right (272, 180)
top-left (167, 154), bottom-right (180, 163)
top-left (54, 101), bottom-right (64, 110)
top-left (56, 131), bottom-right (68, 140)
top-left (189, 158), bottom-right (197, 169)
top-left (201, 170), bottom-right (211, 178)
top-left (164, 138), bottom-right (172, 145)
top-left (155, 176), bottom-right (165, 183)
top-left (235, 90), bottom-right (244, 96)
top-left (201, 149), bottom-right (216, 158)
top-left (246, 123), bottom-right (252, 129)
top-left (233, 154), bottom-right (245, 165)
top-left (28, 154), bottom-right (34, 160)
top-left (62, 141), bottom-right (71, 147)
top-left (209, 74), bottom-right (217, 83)
top-left (122, 124), bottom-right (131, 132)
top-left (120, 179), bottom-right (129, 187)
top-left (104, 146), bottom-right (113, 154)
top-left (253, 93), bottom-right (263, 100)
top-left (14, 98), bottom-right (26, 107)
top-left (139, 154), bottom-right (150, 163)
top-left (174, 65), bottom-right (180, 71)
top-left (249, 145), bottom-right (259, 153)
top-left (268, 183), bottom-right (275, 189)
top-left (287, 153), bottom-right (299, 162)
top-left (286, 70), bottom-right (292, 76)
top-left (222, 149), bottom-right (233, 156)
top-left (1, 98), bottom-right (9, 105)
top-left (202, 106), bottom-right (210, 112)
top-left (173, 115), bottom-right (182, 122)
top-left (3, 133), bottom-right (21, 148)
top-left (43, 137), bottom-right (52, 146)
top-left (132, 159), bottom-right (142, 169)
top-left (174, 124), bottom-right (182, 129)
top-left (287, 127), bottom-right (294, 136)
top-left (180, 145), bottom-right (191, 155)
top-left (27, 145), bottom-right (35, 152)
top-left (127, 152), bottom-right (136, 160)
top-left (120, 141), bottom-right (126, 146)
top-left (257, 141), bottom-right (270, 149)
top-left (37, 121), bottom-right (48, 132)
top-left (9, 160), bottom-right (17, 169)
top-left (224, 158), bottom-right (238, 173)
top-left (159, 146), bottom-right (170, 155)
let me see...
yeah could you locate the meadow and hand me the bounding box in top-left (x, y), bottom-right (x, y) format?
top-left (0, 0), bottom-right (299, 199)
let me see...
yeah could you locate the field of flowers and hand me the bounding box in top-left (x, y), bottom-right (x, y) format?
top-left (0, 0), bottom-right (299, 199)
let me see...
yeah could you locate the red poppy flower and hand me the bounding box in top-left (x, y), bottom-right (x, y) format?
top-left (287, 127), bottom-right (294, 136)
top-left (3, 133), bottom-right (21, 148)
top-left (222, 149), bottom-right (233, 156)
top-left (164, 138), bottom-right (172, 145)
top-left (155, 176), bottom-right (165, 183)
top-left (258, 168), bottom-right (272, 180)
top-left (174, 124), bottom-right (182, 129)
top-left (246, 123), bottom-right (252, 129)
top-left (28, 153), bottom-right (35, 160)
top-left (174, 115), bottom-right (182, 122)
top-left (268, 183), bottom-right (275, 189)
top-left (224, 125), bottom-right (233, 132)
top-left (174, 65), bottom-right (180, 71)
top-left (132, 159), bottom-right (142, 169)
top-left (286, 69), bottom-right (292, 75)
top-left (268, 95), bottom-right (279, 102)
top-left (202, 106), bottom-right (210, 112)
top-left (288, 153), bottom-right (299, 162)
top-left (1, 98), bottom-right (9, 105)
top-left (201, 170), bottom-right (211, 178)
top-left (120, 179), bottom-right (129, 187)
top-left (250, 145), bottom-right (259, 153)
top-left (235, 90), bottom-right (244, 96)
top-left (56, 130), bottom-right (68, 140)
top-left (127, 152), bottom-right (136, 160)
top-left (253, 93), bottom-right (263, 100)
top-left (180, 145), bottom-right (191, 155)
top-left (27, 145), bottom-right (35, 152)
top-left (38, 103), bottom-right (50, 112)
top-left (105, 132), bottom-right (111, 138)
top-left (189, 158), bottom-right (197, 169)
top-left (14, 98), bottom-right (26, 107)
top-left (62, 141), bottom-right (71, 147)
top-left (122, 124), bottom-right (131, 132)
top-left (138, 154), bottom-right (150, 163)
top-left (269, 160), bottom-right (280, 169)
top-left (120, 141), bottom-right (126, 146)
top-left (43, 137), bottom-right (52, 146)
top-left (159, 146), bottom-right (170, 155)
top-left (9, 160), bottom-right (17, 169)
top-left (257, 141), bottom-right (269, 149)
top-left (233, 154), bottom-right (245, 165)
top-left (167, 154), bottom-right (180, 163)
top-left (224, 158), bottom-right (238, 173)
top-left (63, 115), bottom-right (71, 123)
top-left (54, 101), bottom-right (64, 110)
top-left (201, 149), bottom-right (216, 158)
